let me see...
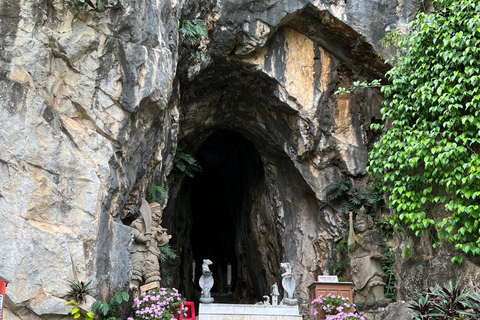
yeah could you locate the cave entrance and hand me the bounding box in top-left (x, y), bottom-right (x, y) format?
top-left (189, 130), bottom-right (264, 302)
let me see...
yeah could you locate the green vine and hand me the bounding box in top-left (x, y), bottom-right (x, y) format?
top-left (335, 79), bottom-right (381, 95)
top-left (368, 0), bottom-right (480, 263)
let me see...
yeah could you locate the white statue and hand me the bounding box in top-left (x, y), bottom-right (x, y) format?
top-left (271, 283), bottom-right (280, 305)
top-left (280, 262), bottom-right (297, 306)
top-left (199, 259), bottom-right (214, 303)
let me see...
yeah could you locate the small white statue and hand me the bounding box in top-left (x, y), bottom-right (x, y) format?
top-left (271, 283), bottom-right (280, 305)
top-left (199, 259), bottom-right (214, 303)
top-left (280, 262), bottom-right (297, 306)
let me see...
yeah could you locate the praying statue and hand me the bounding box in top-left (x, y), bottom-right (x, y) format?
top-left (130, 199), bottom-right (172, 291)
top-left (348, 206), bottom-right (390, 308)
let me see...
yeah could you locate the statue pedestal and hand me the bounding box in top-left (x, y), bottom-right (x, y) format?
top-left (198, 303), bottom-right (302, 320)
top-left (308, 282), bottom-right (353, 320)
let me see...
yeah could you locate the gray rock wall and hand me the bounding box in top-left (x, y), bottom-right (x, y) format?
top-left (0, 0), bottom-right (180, 317)
top-left (0, 0), bottom-right (450, 319)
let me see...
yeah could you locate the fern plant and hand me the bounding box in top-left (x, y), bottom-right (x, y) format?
top-left (158, 245), bottom-right (177, 286)
top-left (167, 148), bottom-right (202, 185)
top-left (324, 179), bottom-right (383, 215)
top-left (179, 19), bottom-right (208, 60)
top-left (147, 183), bottom-right (168, 205)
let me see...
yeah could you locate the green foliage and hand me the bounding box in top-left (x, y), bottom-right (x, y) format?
top-left (66, 301), bottom-right (95, 320)
top-left (461, 291), bottom-right (480, 318)
top-left (65, 0), bottom-right (121, 14)
top-left (368, 0), bottom-right (480, 259)
top-left (324, 179), bottom-right (384, 215)
top-left (382, 245), bottom-right (396, 300)
top-left (159, 244), bottom-right (176, 263)
top-left (401, 244), bottom-right (412, 259)
top-left (408, 281), bottom-right (476, 319)
top-left (379, 29), bottom-right (409, 62)
top-left (335, 79), bottom-right (381, 95)
top-left (92, 291), bottom-right (129, 320)
top-left (179, 19), bottom-right (208, 60)
top-left (67, 280), bottom-right (95, 303)
top-left (158, 244), bottom-right (177, 286)
top-left (167, 148), bottom-right (202, 185)
top-left (130, 288), bottom-right (186, 320)
top-left (147, 183), bottom-right (168, 205)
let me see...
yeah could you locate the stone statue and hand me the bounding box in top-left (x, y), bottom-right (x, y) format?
top-left (130, 199), bottom-right (172, 291)
top-left (199, 259), bottom-right (214, 303)
top-left (348, 206), bottom-right (390, 308)
top-left (280, 262), bottom-right (297, 306)
top-left (271, 282), bottom-right (280, 305)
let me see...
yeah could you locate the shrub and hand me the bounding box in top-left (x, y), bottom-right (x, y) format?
top-left (128, 288), bottom-right (186, 320)
top-left (331, 312), bottom-right (366, 320)
top-left (311, 293), bottom-right (353, 315)
top-left (408, 281), bottom-right (479, 319)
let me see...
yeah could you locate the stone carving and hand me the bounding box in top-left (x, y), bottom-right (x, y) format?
top-left (199, 259), bottom-right (214, 303)
top-left (131, 199), bottom-right (172, 291)
top-left (348, 206), bottom-right (390, 308)
top-left (271, 283), bottom-right (280, 305)
top-left (280, 262), bottom-right (297, 306)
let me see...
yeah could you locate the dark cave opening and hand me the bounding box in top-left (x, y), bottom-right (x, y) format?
top-left (189, 130), bottom-right (264, 302)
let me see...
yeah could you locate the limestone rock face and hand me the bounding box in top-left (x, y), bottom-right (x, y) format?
top-left (0, 0), bottom-right (436, 319)
top-left (1, 0), bottom-right (180, 318)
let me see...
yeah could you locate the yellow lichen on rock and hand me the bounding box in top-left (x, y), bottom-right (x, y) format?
top-left (284, 27), bottom-right (315, 111)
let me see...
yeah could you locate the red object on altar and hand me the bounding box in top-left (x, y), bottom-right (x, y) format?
top-left (176, 301), bottom-right (195, 320)
top-left (0, 277), bottom-right (8, 320)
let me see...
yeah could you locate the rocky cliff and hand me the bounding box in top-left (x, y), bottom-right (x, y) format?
top-left (1, 0), bottom-right (466, 319)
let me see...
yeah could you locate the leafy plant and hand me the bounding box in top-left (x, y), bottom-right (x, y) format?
top-left (67, 280), bottom-right (95, 303)
top-left (409, 294), bottom-right (434, 320)
top-left (158, 244), bottom-right (177, 286)
top-left (179, 19), bottom-right (208, 60)
top-left (368, 0), bottom-right (480, 260)
top-left (324, 179), bottom-right (384, 215)
top-left (127, 288), bottom-right (186, 320)
top-left (167, 148), bottom-right (202, 185)
top-left (401, 244), bottom-right (412, 259)
top-left (66, 301), bottom-right (95, 320)
top-left (382, 245), bottom-right (396, 300)
top-left (147, 183), bottom-right (168, 205)
top-left (65, 0), bottom-right (121, 14)
top-left (331, 312), bottom-right (366, 320)
top-left (331, 261), bottom-right (347, 276)
top-left (408, 282), bottom-right (474, 319)
top-left (460, 291), bottom-right (480, 318)
top-left (311, 293), bottom-right (353, 315)
top-left (92, 291), bottom-right (129, 320)
top-left (335, 79), bottom-right (381, 95)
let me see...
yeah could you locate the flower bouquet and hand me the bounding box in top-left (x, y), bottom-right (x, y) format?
top-left (311, 293), bottom-right (353, 316)
top-left (128, 287), bottom-right (187, 320)
top-left (330, 312), bottom-right (365, 320)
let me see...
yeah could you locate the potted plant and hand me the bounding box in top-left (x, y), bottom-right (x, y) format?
top-left (330, 312), bottom-right (366, 320)
top-left (311, 293), bottom-right (353, 318)
top-left (128, 287), bottom-right (187, 320)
